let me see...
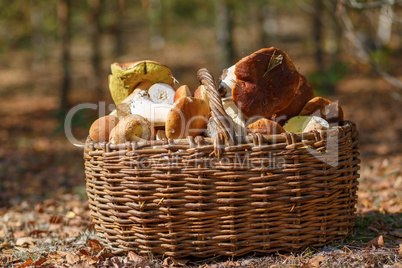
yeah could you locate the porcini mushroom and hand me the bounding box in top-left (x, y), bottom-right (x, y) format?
top-left (108, 60), bottom-right (175, 105)
top-left (130, 91), bottom-right (173, 127)
top-left (299, 97), bottom-right (344, 123)
top-left (156, 129), bottom-right (167, 140)
top-left (247, 118), bottom-right (285, 135)
top-left (116, 81), bottom-right (152, 119)
top-left (219, 65), bottom-right (235, 98)
top-left (222, 97), bottom-right (246, 136)
top-left (272, 74), bottom-right (314, 125)
top-left (148, 83), bottom-right (175, 104)
top-left (222, 47), bottom-right (299, 119)
top-left (206, 117), bottom-right (218, 138)
top-left (89, 115), bottom-right (119, 142)
top-left (303, 116), bottom-right (329, 132)
top-left (194, 85), bottom-right (209, 104)
top-left (165, 97), bottom-right (210, 139)
top-left (173, 85), bottom-right (191, 103)
top-left (109, 114), bottom-right (153, 144)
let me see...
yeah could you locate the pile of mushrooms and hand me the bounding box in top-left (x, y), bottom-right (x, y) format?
top-left (89, 47), bottom-right (344, 144)
top-left (89, 60), bottom-right (210, 143)
top-left (217, 47), bottom-right (344, 136)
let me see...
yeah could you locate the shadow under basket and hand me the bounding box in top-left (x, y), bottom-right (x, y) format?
top-left (83, 69), bottom-right (360, 258)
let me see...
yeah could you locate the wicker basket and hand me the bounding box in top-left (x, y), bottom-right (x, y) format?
top-left (83, 69), bottom-right (360, 258)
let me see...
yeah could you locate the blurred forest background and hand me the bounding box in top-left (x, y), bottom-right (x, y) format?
top-left (0, 0), bottom-right (401, 210)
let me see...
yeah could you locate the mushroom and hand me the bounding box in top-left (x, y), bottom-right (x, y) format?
top-left (272, 74), bottom-right (314, 125)
top-left (130, 91), bottom-right (173, 127)
top-left (89, 115), bottom-right (119, 142)
top-left (173, 85), bottom-right (191, 103)
top-left (148, 83), bottom-right (175, 104)
top-left (194, 85), bottom-right (209, 104)
top-left (109, 114), bottom-right (153, 144)
top-left (283, 116), bottom-right (313, 133)
top-left (299, 97), bottom-right (344, 123)
top-left (247, 118), bottom-right (285, 135)
top-left (108, 60), bottom-right (175, 105)
top-left (165, 97), bottom-right (210, 139)
top-left (156, 129), bottom-right (167, 140)
top-left (219, 65), bottom-right (235, 98)
top-left (205, 117), bottom-right (218, 138)
top-left (116, 81), bottom-right (152, 119)
top-left (109, 109), bottom-right (118, 118)
top-left (220, 47), bottom-right (299, 119)
top-left (303, 116), bottom-right (329, 132)
top-left (222, 97), bottom-right (246, 136)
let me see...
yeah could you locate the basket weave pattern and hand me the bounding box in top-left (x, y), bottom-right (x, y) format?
top-left (83, 70), bottom-right (360, 258)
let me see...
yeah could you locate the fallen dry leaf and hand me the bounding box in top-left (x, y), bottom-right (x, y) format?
top-left (49, 215), bottom-right (63, 224)
top-left (127, 251), bottom-right (143, 262)
top-left (66, 252), bottom-right (80, 265)
top-left (0, 241), bottom-right (11, 250)
top-left (398, 244), bottom-right (402, 257)
top-left (20, 258), bottom-right (33, 268)
top-left (15, 236), bottom-right (35, 247)
top-left (87, 239), bottom-right (103, 255)
top-left (13, 230), bottom-right (26, 238)
top-left (81, 255), bottom-right (99, 265)
top-left (0, 254), bottom-right (17, 265)
top-left (0, 223), bottom-right (7, 237)
top-left (367, 235), bottom-right (385, 248)
top-left (34, 257), bottom-right (47, 266)
top-left (163, 256), bottom-right (187, 267)
top-left (308, 255), bottom-right (326, 268)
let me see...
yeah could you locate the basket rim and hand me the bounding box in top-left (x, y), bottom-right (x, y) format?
top-left (85, 120), bottom-right (356, 151)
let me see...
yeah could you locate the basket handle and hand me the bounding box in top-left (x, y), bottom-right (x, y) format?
top-left (197, 68), bottom-right (237, 157)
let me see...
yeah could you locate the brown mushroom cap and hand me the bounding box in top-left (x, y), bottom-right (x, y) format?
top-left (232, 47), bottom-right (299, 118)
top-left (272, 74), bottom-right (314, 125)
top-left (89, 115), bottom-right (119, 142)
top-left (165, 97), bottom-right (210, 139)
top-left (299, 97), bottom-right (344, 123)
top-left (194, 85), bottom-right (209, 104)
top-left (173, 85), bottom-right (191, 103)
top-left (247, 118), bottom-right (285, 135)
top-left (109, 114), bottom-right (153, 144)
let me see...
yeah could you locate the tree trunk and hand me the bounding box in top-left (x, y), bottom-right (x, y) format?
top-left (145, 0), bottom-right (165, 50)
top-left (30, 0), bottom-right (45, 64)
top-left (112, 0), bottom-right (124, 57)
top-left (88, 0), bottom-right (102, 95)
top-left (376, 1), bottom-right (394, 47)
top-left (215, 0), bottom-right (235, 70)
top-left (58, 0), bottom-right (71, 115)
top-left (313, 0), bottom-right (336, 94)
top-left (313, 0), bottom-right (324, 72)
top-left (257, 2), bottom-right (278, 48)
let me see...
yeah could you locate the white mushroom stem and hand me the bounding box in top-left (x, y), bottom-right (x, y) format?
top-left (148, 83), bottom-right (175, 105)
top-left (116, 81), bottom-right (152, 119)
top-left (222, 97), bottom-right (246, 136)
top-left (130, 95), bottom-right (173, 127)
top-left (156, 130), bottom-right (167, 140)
top-left (206, 117), bottom-right (217, 138)
top-left (219, 65), bottom-right (236, 98)
top-left (304, 116), bottom-right (329, 132)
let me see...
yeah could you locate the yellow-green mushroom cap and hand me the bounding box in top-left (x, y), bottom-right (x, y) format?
top-left (109, 60), bottom-right (175, 105)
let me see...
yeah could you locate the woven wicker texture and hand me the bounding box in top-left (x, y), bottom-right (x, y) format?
top-left (83, 69), bottom-right (360, 258)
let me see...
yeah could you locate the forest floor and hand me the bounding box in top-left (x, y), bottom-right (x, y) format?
top-left (0, 37), bottom-right (401, 267)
